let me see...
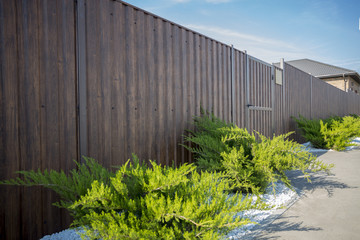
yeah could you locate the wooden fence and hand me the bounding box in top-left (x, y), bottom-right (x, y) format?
top-left (1, 0), bottom-right (360, 239)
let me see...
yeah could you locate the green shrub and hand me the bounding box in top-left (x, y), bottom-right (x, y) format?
top-left (293, 115), bottom-right (328, 149)
top-left (321, 116), bottom-right (360, 151)
top-left (294, 115), bottom-right (360, 151)
top-left (183, 113), bottom-right (234, 172)
top-left (0, 157), bottom-right (114, 221)
top-left (70, 156), bottom-right (269, 240)
top-left (184, 113), bottom-right (333, 194)
top-left (1, 155), bottom-right (270, 239)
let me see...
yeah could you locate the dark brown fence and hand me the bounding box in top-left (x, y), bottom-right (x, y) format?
top-left (1, 0), bottom-right (360, 239)
top-left (0, 0), bottom-right (77, 239)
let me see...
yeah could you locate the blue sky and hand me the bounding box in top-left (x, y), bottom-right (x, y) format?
top-left (122, 0), bottom-right (360, 73)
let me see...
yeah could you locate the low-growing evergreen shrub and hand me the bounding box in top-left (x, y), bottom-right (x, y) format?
top-left (1, 155), bottom-right (269, 239)
top-left (294, 115), bottom-right (360, 151)
top-left (184, 113), bottom-right (333, 194)
top-left (292, 115), bottom-right (328, 149)
top-left (71, 156), bottom-right (268, 239)
top-left (321, 116), bottom-right (360, 151)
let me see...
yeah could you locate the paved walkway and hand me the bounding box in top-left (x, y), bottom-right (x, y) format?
top-left (252, 149), bottom-right (360, 240)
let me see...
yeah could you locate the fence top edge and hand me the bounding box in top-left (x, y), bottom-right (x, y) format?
top-left (248, 55), bottom-right (273, 68)
top-left (115, 0), bottom-right (233, 47)
top-left (115, 0), bottom-right (267, 57)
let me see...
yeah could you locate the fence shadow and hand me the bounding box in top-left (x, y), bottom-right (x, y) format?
top-left (246, 217), bottom-right (323, 240)
top-left (286, 169), bottom-right (356, 198)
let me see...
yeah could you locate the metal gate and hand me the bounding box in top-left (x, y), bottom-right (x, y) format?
top-left (245, 54), bottom-right (275, 137)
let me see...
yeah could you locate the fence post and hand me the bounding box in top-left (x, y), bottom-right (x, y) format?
top-left (280, 58), bottom-right (285, 134)
top-left (231, 45), bottom-right (235, 124)
top-left (76, 0), bottom-right (87, 161)
top-left (310, 75), bottom-right (313, 119)
top-left (245, 51), bottom-right (250, 131)
top-left (271, 66), bottom-right (275, 136)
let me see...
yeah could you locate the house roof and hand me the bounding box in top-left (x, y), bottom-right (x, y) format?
top-left (274, 59), bottom-right (360, 82)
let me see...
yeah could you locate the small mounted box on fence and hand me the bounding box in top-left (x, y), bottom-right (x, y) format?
top-left (275, 68), bottom-right (283, 85)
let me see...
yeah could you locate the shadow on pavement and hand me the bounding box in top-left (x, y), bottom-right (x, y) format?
top-left (286, 169), bottom-right (357, 198)
top-left (253, 220), bottom-right (323, 239)
top-left (244, 216), bottom-right (323, 240)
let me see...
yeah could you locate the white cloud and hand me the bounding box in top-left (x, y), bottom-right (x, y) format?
top-left (185, 24), bottom-right (307, 63)
top-left (183, 24), bottom-right (360, 72)
top-left (186, 24), bottom-right (298, 50)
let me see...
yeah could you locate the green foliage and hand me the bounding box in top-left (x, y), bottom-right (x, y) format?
top-left (321, 116), bottom-right (360, 151)
top-left (0, 157), bottom-right (115, 220)
top-left (251, 133), bottom-right (331, 190)
top-left (294, 115), bottom-right (360, 151)
top-left (1, 154), bottom-right (270, 239)
top-left (293, 115), bottom-right (328, 149)
top-left (71, 156), bottom-right (268, 240)
top-left (182, 113), bottom-right (234, 172)
top-left (185, 113), bottom-right (333, 194)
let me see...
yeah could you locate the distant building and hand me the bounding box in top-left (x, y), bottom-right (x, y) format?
top-left (275, 59), bottom-right (360, 94)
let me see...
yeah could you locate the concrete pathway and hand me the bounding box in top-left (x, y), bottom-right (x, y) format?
top-left (252, 149), bottom-right (360, 240)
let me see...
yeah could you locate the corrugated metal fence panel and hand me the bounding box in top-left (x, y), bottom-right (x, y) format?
top-left (0, 0), bottom-right (78, 239)
top-left (233, 50), bottom-right (246, 128)
top-left (284, 63), bottom-right (312, 142)
top-left (312, 76), bottom-right (331, 119)
top-left (83, 0), bottom-right (233, 167)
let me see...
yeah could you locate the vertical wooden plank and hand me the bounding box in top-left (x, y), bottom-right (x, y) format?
top-left (124, 5), bottom-right (137, 163)
top-left (145, 14), bottom-right (156, 162)
top-left (180, 28), bottom-right (187, 164)
top-left (200, 36), bottom-right (206, 111)
top-left (211, 41), bottom-right (217, 117)
top-left (99, 0), bottom-right (112, 167)
top-left (226, 47), bottom-right (231, 122)
top-left (194, 34), bottom-right (201, 117)
top-left (77, 0), bottom-right (87, 160)
top-left (0, 0), bottom-right (21, 239)
top-left (224, 45), bottom-right (229, 121)
top-left (135, 10), bottom-right (145, 162)
top-left (173, 25), bottom-right (180, 166)
top-left (85, 0), bottom-right (99, 161)
top-left (217, 43), bottom-right (222, 118)
top-left (165, 22), bottom-right (174, 165)
top-left (111, 1), bottom-right (124, 165)
top-left (232, 50), bottom-right (238, 125)
top-left (60, 0), bottom-right (77, 176)
top-left (240, 51), bottom-right (245, 128)
top-left (17, 0), bottom-right (43, 238)
top-left (155, 18), bottom-right (166, 165)
top-left (207, 39), bottom-right (212, 113)
top-left (39, 0), bottom-right (61, 235)
top-left (187, 30), bottom-right (195, 163)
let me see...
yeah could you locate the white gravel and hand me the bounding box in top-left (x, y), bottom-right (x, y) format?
top-left (225, 182), bottom-right (298, 239)
top-left (40, 228), bottom-right (85, 240)
top-left (301, 137), bottom-right (360, 152)
top-left (41, 137), bottom-right (360, 240)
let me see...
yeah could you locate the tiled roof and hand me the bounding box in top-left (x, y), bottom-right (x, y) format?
top-left (274, 59), bottom-right (359, 78)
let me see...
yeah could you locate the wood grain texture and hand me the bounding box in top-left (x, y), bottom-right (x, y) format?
top-left (1, 0), bottom-right (77, 239)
